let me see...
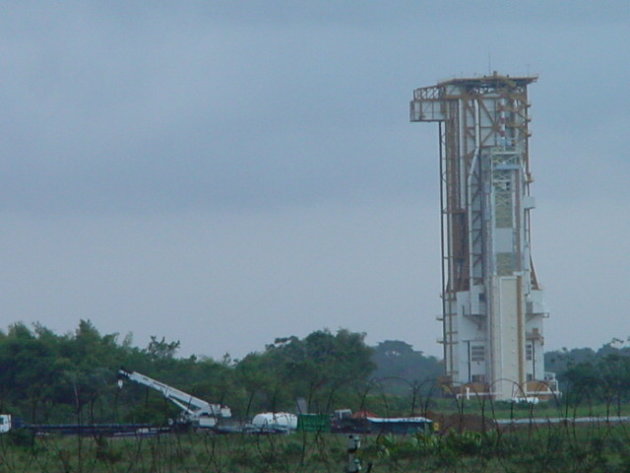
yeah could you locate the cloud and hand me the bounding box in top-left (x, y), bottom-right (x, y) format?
top-left (0, 1), bottom-right (628, 357)
top-left (0, 199), bottom-right (442, 358)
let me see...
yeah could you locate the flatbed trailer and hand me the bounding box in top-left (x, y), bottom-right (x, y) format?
top-left (6, 418), bottom-right (168, 437)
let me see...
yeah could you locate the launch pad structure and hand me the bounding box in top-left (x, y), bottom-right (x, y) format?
top-left (410, 73), bottom-right (558, 401)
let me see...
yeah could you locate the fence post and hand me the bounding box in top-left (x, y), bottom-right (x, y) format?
top-left (345, 435), bottom-right (361, 472)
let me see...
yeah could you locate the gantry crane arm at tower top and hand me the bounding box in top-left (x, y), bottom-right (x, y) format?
top-left (117, 368), bottom-right (231, 425)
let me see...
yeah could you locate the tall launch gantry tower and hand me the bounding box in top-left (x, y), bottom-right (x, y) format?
top-left (410, 73), bottom-right (556, 400)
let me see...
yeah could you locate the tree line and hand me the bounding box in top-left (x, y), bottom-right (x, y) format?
top-left (0, 321), bottom-right (442, 425)
top-left (545, 341), bottom-right (630, 409)
top-left (0, 320), bottom-right (626, 426)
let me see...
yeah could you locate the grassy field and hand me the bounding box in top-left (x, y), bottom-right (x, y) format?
top-left (423, 396), bottom-right (630, 420)
top-left (2, 421), bottom-right (630, 473)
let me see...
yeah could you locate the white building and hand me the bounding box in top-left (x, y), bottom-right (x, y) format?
top-left (410, 73), bottom-right (556, 400)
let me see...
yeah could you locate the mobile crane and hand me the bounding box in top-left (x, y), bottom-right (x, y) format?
top-left (117, 368), bottom-right (231, 429)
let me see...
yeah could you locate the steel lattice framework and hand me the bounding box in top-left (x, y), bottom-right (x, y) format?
top-left (410, 74), bottom-right (556, 400)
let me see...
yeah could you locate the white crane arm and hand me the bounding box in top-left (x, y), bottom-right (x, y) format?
top-left (117, 368), bottom-right (230, 419)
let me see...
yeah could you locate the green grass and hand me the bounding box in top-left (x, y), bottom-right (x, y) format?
top-left (1, 423), bottom-right (630, 473)
top-left (426, 396), bottom-right (630, 420)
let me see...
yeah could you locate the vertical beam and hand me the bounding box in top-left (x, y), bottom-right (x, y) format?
top-left (438, 121), bottom-right (449, 372)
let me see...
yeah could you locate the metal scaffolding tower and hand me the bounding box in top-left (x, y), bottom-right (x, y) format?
top-left (410, 73), bottom-right (557, 400)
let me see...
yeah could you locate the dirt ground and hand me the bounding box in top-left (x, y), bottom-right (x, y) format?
top-left (424, 411), bottom-right (497, 434)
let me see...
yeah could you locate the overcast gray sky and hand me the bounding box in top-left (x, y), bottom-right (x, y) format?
top-left (1, 1), bottom-right (628, 360)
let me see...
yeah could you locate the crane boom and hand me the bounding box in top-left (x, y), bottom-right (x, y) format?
top-left (117, 368), bottom-right (231, 426)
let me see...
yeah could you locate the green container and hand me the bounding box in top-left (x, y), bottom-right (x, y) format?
top-left (297, 414), bottom-right (330, 432)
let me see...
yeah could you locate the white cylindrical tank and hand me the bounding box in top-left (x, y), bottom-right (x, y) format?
top-left (252, 412), bottom-right (298, 430)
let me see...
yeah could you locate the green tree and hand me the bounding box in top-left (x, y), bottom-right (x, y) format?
top-left (371, 340), bottom-right (442, 393)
